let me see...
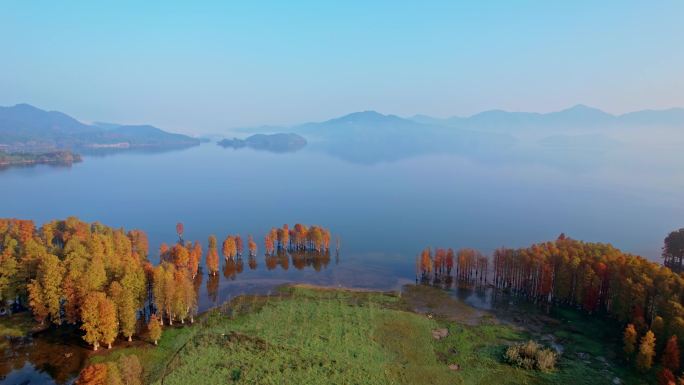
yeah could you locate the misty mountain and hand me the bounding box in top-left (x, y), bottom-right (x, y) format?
top-left (295, 111), bottom-right (430, 137)
top-left (231, 104), bottom-right (683, 164)
top-left (408, 104), bottom-right (684, 130)
top-left (91, 123), bottom-right (200, 146)
top-left (287, 111), bottom-right (516, 164)
top-left (0, 103), bottom-right (96, 143)
top-left (0, 104), bottom-right (200, 150)
top-left (616, 108), bottom-right (684, 126)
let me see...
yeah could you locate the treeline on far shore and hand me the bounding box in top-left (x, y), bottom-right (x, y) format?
top-left (0, 149), bottom-right (81, 168)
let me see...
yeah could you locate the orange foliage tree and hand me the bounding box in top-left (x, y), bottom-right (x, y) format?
top-left (176, 222), bottom-right (184, 242)
top-left (235, 235), bottom-right (243, 257)
top-left (248, 235), bottom-right (257, 257)
top-left (264, 232), bottom-right (275, 255)
top-left (636, 330), bottom-right (656, 372)
top-left (0, 217), bottom-right (203, 350)
top-left (662, 335), bottom-right (680, 372)
top-left (624, 324), bottom-right (638, 358)
top-left (222, 235), bottom-right (237, 259)
top-left (206, 235), bottom-right (219, 275)
top-left (148, 314), bottom-right (162, 345)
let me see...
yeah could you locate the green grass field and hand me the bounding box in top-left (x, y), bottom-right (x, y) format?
top-left (90, 285), bottom-right (653, 385)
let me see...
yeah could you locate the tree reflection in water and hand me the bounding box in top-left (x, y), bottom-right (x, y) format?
top-left (206, 273), bottom-right (219, 305)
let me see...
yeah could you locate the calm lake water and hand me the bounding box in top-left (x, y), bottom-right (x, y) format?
top-left (1, 139), bottom-right (683, 383)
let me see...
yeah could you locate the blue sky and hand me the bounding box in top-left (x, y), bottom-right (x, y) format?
top-left (1, 1), bottom-right (682, 133)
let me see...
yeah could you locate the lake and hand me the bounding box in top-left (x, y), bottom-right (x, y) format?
top-left (2, 140), bottom-right (681, 263)
top-left (2, 138), bottom-right (683, 302)
top-left (1, 138), bottom-right (683, 383)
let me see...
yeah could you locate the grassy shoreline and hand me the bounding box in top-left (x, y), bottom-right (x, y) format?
top-left (79, 284), bottom-right (653, 385)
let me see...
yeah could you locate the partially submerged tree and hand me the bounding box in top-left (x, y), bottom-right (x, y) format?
top-left (248, 235), bottom-right (257, 257)
top-left (176, 222), bottom-right (184, 243)
top-left (222, 235), bottom-right (236, 259)
top-left (235, 235), bottom-right (243, 257)
top-left (189, 241), bottom-right (202, 278)
top-left (206, 235), bottom-right (219, 275)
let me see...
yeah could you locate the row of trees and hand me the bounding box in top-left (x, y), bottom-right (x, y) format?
top-left (264, 224), bottom-right (333, 254)
top-left (417, 247), bottom-right (487, 285)
top-left (220, 234), bottom-right (258, 259)
top-left (422, 234), bottom-right (684, 330)
top-left (487, 233), bottom-right (684, 340)
top-left (418, 231), bottom-right (684, 380)
top-left (623, 325), bottom-right (684, 383)
top-left (151, 262), bottom-right (197, 326)
top-left (159, 241), bottom-right (202, 279)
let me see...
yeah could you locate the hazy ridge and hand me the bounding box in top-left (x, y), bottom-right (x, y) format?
top-left (0, 103), bottom-right (200, 151)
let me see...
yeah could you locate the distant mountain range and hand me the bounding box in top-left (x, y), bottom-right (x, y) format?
top-left (239, 104), bottom-right (684, 136)
top-left (233, 105), bottom-right (682, 164)
top-left (408, 104), bottom-right (684, 130)
top-left (278, 110), bottom-right (515, 164)
top-left (3, 102), bottom-right (680, 165)
top-left (0, 104), bottom-right (200, 151)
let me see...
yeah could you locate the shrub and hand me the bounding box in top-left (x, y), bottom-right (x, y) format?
top-left (504, 340), bottom-right (557, 372)
top-left (504, 345), bottom-right (520, 362)
top-left (535, 348), bottom-right (557, 372)
top-left (521, 340), bottom-right (541, 357)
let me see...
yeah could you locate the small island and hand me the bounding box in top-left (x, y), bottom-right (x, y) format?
top-left (0, 150), bottom-right (82, 168)
top-left (217, 133), bottom-right (307, 153)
